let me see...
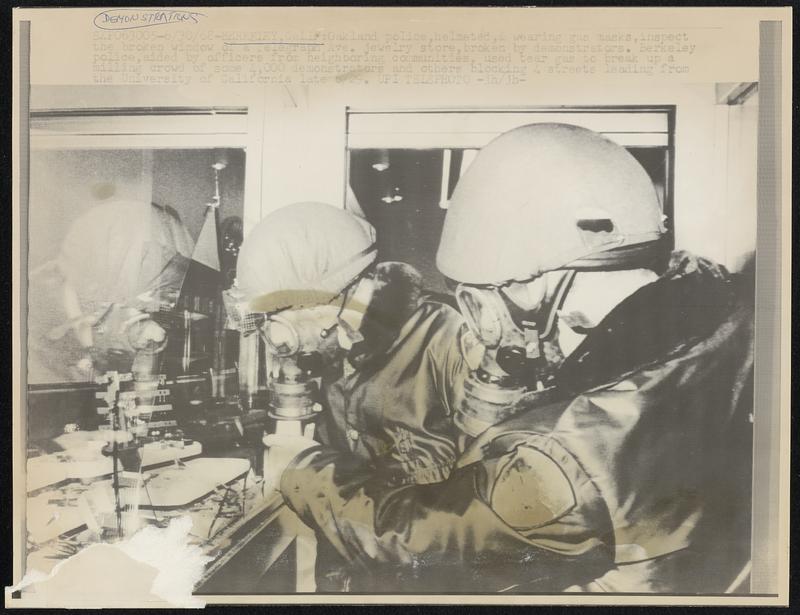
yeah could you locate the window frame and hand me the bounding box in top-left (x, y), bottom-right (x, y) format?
top-left (29, 105), bottom-right (265, 229)
top-left (345, 105), bottom-right (676, 251)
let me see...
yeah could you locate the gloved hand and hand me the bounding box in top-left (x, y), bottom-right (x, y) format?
top-left (665, 250), bottom-right (730, 280)
top-left (263, 425), bottom-right (319, 494)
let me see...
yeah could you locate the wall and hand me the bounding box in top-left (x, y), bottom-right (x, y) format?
top-left (722, 93), bottom-right (759, 271)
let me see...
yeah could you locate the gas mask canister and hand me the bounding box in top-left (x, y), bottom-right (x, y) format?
top-left (453, 270), bottom-right (575, 438)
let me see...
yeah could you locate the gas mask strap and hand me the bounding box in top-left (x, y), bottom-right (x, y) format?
top-left (334, 279), bottom-right (367, 350)
top-left (330, 261), bottom-right (376, 317)
top-left (334, 280), bottom-right (356, 319)
top-left (541, 270), bottom-right (577, 340)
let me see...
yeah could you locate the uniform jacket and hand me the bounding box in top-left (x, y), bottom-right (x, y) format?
top-left (310, 273), bottom-right (468, 591)
top-left (281, 266), bottom-right (755, 593)
top-left (317, 298), bottom-right (467, 487)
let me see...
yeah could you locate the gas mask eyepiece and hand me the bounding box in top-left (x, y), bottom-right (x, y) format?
top-left (262, 313), bottom-right (301, 357)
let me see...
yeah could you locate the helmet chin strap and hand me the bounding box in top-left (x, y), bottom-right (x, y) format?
top-left (538, 270), bottom-right (577, 341)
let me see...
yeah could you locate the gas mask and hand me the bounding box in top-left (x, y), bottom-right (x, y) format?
top-left (453, 270), bottom-right (576, 437)
top-left (259, 298), bottom-right (368, 423)
top-left (73, 304), bottom-right (168, 379)
top-left (238, 261), bottom-right (423, 424)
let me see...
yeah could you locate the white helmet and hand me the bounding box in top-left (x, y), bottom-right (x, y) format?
top-left (236, 202), bottom-right (377, 314)
top-left (437, 123), bottom-right (666, 285)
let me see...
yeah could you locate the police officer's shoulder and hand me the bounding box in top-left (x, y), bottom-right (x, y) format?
top-left (418, 293), bottom-right (468, 334)
top-left (486, 445), bottom-right (577, 531)
top-left (421, 290), bottom-right (459, 312)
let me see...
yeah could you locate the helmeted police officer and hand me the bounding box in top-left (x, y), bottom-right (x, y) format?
top-left (266, 125), bottom-right (755, 594)
top-left (237, 201), bottom-right (468, 590)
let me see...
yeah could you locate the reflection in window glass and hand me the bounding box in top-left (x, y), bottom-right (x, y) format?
top-left (27, 148), bottom-right (245, 387)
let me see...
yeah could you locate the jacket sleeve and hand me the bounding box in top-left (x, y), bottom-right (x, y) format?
top-left (428, 310), bottom-right (470, 419)
top-left (437, 331), bottom-right (470, 419)
top-left (279, 442), bottom-right (611, 586)
top-left (280, 446), bottom-right (485, 566)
